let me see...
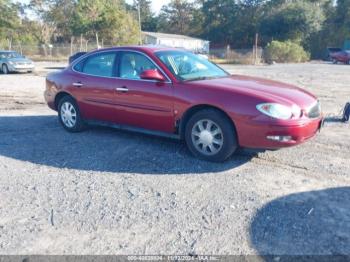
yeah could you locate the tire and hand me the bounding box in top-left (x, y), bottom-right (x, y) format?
top-left (57, 95), bottom-right (85, 132)
top-left (332, 59), bottom-right (338, 64)
top-left (185, 109), bottom-right (238, 162)
top-left (2, 64), bottom-right (9, 74)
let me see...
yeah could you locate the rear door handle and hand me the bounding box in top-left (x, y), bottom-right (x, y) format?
top-left (73, 82), bottom-right (83, 87)
top-left (116, 87), bottom-right (129, 92)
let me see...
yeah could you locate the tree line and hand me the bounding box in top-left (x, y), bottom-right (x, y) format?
top-left (1, 0), bottom-right (349, 58)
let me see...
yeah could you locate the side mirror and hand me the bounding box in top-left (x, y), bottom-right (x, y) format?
top-left (140, 69), bottom-right (166, 82)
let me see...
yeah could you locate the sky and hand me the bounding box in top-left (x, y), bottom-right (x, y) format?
top-left (125, 0), bottom-right (170, 14)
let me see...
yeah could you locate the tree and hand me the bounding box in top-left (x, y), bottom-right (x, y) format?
top-left (305, 0), bottom-right (334, 58)
top-left (0, 0), bottom-right (20, 29)
top-left (0, 0), bottom-right (341, 59)
top-left (157, 0), bottom-right (196, 35)
top-left (260, 0), bottom-right (325, 45)
top-left (233, 0), bottom-right (266, 48)
top-left (332, 0), bottom-right (350, 42)
top-left (132, 0), bottom-right (157, 32)
top-left (0, 0), bottom-right (21, 48)
top-left (28, 0), bottom-right (57, 44)
top-left (200, 0), bottom-right (265, 48)
top-left (45, 0), bottom-right (75, 42)
top-left (71, 0), bottom-right (139, 47)
top-left (71, 0), bottom-right (106, 47)
top-left (200, 0), bottom-right (239, 45)
top-left (189, 1), bottom-right (205, 37)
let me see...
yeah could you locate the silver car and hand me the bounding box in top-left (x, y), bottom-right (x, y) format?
top-left (0, 51), bottom-right (35, 74)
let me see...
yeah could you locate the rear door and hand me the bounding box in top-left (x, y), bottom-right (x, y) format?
top-left (113, 51), bottom-right (175, 133)
top-left (70, 51), bottom-right (118, 123)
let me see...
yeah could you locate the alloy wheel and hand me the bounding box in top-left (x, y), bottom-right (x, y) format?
top-left (191, 119), bottom-right (224, 156)
top-left (60, 101), bottom-right (77, 128)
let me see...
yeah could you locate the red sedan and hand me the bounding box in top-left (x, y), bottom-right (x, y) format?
top-left (330, 50), bottom-right (350, 64)
top-left (45, 46), bottom-right (323, 162)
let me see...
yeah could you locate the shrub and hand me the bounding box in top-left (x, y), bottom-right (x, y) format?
top-left (264, 40), bottom-right (310, 63)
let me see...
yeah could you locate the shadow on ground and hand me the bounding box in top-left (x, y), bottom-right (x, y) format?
top-left (250, 187), bottom-right (350, 256)
top-left (0, 115), bottom-right (253, 174)
top-left (324, 116), bottom-right (345, 123)
top-left (44, 66), bottom-right (65, 70)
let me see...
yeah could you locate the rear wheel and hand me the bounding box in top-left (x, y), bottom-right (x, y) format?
top-left (58, 96), bottom-right (85, 132)
top-left (2, 64), bottom-right (9, 74)
top-left (185, 109), bottom-right (238, 162)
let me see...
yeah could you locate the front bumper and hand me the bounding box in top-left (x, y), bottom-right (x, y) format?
top-left (236, 117), bottom-right (323, 150)
top-left (8, 64), bottom-right (35, 72)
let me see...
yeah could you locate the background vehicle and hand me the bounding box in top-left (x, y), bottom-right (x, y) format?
top-left (0, 51), bottom-right (35, 74)
top-left (325, 47), bottom-right (342, 61)
top-left (68, 52), bottom-right (87, 64)
top-left (330, 50), bottom-right (350, 64)
top-left (45, 46), bottom-right (322, 162)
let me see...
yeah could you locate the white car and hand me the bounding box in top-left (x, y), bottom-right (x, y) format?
top-left (0, 51), bottom-right (35, 74)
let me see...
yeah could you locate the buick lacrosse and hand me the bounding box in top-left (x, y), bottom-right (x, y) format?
top-left (45, 46), bottom-right (323, 162)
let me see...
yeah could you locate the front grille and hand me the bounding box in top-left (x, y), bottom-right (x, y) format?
top-left (306, 101), bottom-right (321, 118)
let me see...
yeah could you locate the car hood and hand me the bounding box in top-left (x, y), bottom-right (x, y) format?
top-left (190, 75), bottom-right (317, 108)
top-left (7, 57), bottom-right (33, 63)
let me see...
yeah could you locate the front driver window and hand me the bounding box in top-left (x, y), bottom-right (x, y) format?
top-left (119, 52), bottom-right (157, 79)
top-left (82, 52), bottom-right (116, 77)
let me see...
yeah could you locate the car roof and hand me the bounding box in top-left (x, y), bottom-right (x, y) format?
top-left (89, 45), bottom-right (183, 55)
top-left (0, 50), bottom-right (18, 53)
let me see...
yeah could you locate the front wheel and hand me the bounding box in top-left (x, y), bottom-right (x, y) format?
top-left (2, 64), bottom-right (9, 74)
top-left (185, 109), bottom-right (238, 162)
top-left (58, 96), bottom-right (85, 132)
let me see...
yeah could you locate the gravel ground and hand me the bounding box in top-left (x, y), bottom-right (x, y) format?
top-left (0, 62), bottom-right (349, 255)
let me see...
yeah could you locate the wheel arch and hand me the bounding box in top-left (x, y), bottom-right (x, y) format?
top-left (2, 63), bottom-right (8, 71)
top-left (178, 104), bottom-right (237, 140)
top-left (54, 91), bottom-right (76, 110)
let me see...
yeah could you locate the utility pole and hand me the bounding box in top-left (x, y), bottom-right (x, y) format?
top-left (254, 33), bottom-right (259, 65)
top-left (138, 2), bottom-right (142, 45)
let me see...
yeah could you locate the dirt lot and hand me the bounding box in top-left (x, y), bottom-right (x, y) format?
top-left (0, 62), bottom-right (349, 255)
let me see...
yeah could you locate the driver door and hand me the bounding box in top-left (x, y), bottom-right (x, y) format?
top-left (113, 51), bottom-right (175, 133)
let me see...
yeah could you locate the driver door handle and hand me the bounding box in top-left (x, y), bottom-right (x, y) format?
top-left (72, 82), bottom-right (83, 87)
top-left (116, 87), bottom-right (129, 92)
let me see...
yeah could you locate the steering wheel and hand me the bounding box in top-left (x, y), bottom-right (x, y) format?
top-left (179, 61), bottom-right (194, 75)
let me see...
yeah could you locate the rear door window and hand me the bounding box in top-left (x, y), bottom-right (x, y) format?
top-left (74, 52), bottom-right (117, 77)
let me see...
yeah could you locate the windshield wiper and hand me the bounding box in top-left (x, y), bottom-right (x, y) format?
top-left (183, 76), bottom-right (217, 82)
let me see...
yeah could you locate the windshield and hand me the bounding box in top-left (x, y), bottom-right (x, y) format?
top-left (155, 50), bottom-right (228, 81)
top-left (0, 52), bottom-right (22, 59)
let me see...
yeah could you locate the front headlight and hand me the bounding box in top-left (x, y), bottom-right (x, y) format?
top-left (256, 103), bottom-right (301, 120)
top-left (8, 61), bottom-right (14, 65)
